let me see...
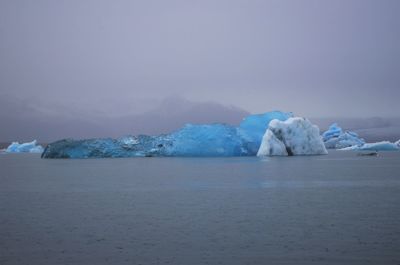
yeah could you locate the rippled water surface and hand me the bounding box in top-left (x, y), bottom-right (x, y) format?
top-left (1, 151), bottom-right (399, 264)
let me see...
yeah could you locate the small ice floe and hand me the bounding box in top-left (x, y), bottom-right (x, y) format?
top-left (322, 123), bottom-right (365, 149)
top-left (340, 141), bottom-right (399, 151)
top-left (5, 140), bottom-right (44, 153)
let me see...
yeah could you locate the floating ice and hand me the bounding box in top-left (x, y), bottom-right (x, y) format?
top-left (42, 125), bottom-right (249, 158)
top-left (42, 111), bottom-right (292, 158)
top-left (322, 123), bottom-right (342, 142)
top-left (322, 123), bottom-right (399, 151)
top-left (5, 140), bottom-right (44, 153)
top-left (322, 123), bottom-right (399, 152)
top-left (322, 123), bottom-right (365, 149)
top-left (340, 141), bottom-right (399, 151)
top-left (257, 117), bottom-right (327, 156)
top-left (324, 132), bottom-right (365, 149)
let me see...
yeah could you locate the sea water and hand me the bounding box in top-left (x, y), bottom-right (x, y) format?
top-left (0, 151), bottom-right (399, 264)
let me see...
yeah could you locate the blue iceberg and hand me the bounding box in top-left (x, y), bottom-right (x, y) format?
top-left (322, 123), bottom-right (342, 142)
top-left (5, 140), bottom-right (44, 153)
top-left (238, 111), bottom-right (293, 147)
top-left (322, 123), bottom-right (399, 152)
top-left (322, 123), bottom-right (365, 149)
top-left (340, 141), bottom-right (399, 151)
top-left (42, 111), bottom-right (293, 158)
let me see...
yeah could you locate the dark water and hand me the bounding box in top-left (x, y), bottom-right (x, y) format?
top-left (0, 151), bottom-right (400, 265)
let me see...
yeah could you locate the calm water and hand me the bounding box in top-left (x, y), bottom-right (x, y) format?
top-left (0, 151), bottom-right (399, 265)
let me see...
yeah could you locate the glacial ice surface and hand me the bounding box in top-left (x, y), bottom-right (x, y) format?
top-left (322, 123), bottom-right (342, 141)
top-left (5, 140), bottom-right (44, 153)
top-left (238, 111), bottom-right (293, 147)
top-left (257, 117), bottom-right (327, 156)
top-left (257, 129), bottom-right (288, 156)
top-left (322, 123), bottom-right (365, 149)
top-left (42, 111), bottom-right (292, 158)
top-left (340, 141), bottom-right (399, 151)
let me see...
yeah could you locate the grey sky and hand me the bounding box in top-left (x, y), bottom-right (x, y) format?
top-left (1, 0), bottom-right (400, 141)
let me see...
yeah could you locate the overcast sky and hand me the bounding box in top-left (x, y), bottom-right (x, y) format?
top-left (1, 0), bottom-right (399, 141)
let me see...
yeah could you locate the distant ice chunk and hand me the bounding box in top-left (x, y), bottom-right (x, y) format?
top-left (396, 139), bottom-right (400, 147)
top-left (322, 123), bottom-right (365, 149)
top-left (323, 123), bottom-right (399, 151)
top-left (6, 140), bottom-right (44, 153)
top-left (340, 141), bottom-right (399, 151)
top-left (322, 123), bottom-right (342, 142)
top-left (324, 132), bottom-right (365, 149)
top-left (257, 117), bottom-right (328, 156)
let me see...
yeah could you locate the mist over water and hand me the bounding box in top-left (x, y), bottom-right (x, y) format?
top-left (1, 0), bottom-right (400, 143)
top-left (1, 95), bottom-right (400, 143)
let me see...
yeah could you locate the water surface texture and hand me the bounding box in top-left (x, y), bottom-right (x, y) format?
top-left (1, 151), bottom-right (399, 264)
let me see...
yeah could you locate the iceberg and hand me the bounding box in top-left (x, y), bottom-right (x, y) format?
top-left (323, 123), bottom-right (399, 151)
top-left (42, 111), bottom-right (293, 158)
top-left (340, 141), bottom-right (399, 151)
top-left (5, 140), bottom-right (44, 153)
top-left (165, 124), bottom-right (246, 156)
top-left (322, 123), bottom-right (365, 149)
top-left (322, 123), bottom-right (342, 142)
top-left (257, 117), bottom-right (327, 156)
top-left (238, 111), bottom-right (293, 148)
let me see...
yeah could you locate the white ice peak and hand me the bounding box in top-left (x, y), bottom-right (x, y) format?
top-left (257, 117), bottom-right (327, 156)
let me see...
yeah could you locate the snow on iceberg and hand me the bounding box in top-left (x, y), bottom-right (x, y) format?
top-left (257, 129), bottom-right (288, 156)
top-left (257, 117), bottom-right (327, 156)
top-left (322, 123), bottom-right (365, 149)
top-left (42, 111), bottom-right (292, 158)
top-left (396, 139), bottom-right (400, 147)
top-left (340, 141), bottom-right (399, 151)
top-left (6, 140), bottom-right (44, 153)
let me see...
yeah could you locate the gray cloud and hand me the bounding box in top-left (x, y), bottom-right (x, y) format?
top-left (1, 0), bottom-right (399, 141)
top-left (0, 95), bottom-right (249, 142)
top-left (1, 94), bottom-right (399, 143)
